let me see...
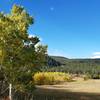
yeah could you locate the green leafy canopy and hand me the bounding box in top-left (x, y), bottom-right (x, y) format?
top-left (0, 4), bottom-right (47, 94)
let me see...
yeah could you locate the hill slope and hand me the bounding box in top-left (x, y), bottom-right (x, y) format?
top-left (47, 56), bottom-right (100, 74)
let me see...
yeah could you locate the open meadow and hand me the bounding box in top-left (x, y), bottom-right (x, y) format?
top-left (33, 77), bottom-right (100, 100)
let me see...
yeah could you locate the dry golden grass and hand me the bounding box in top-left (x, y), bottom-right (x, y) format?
top-left (33, 77), bottom-right (100, 100)
top-left (35, 78), bottom-right (100, 93)
top-left (33, 72), bottom-right (72, 85)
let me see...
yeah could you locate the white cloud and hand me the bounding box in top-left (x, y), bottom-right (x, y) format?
top-left (29, 34), bottom-right (43, 42)
top-left (39, 37), bottom-right (43, 42)
top-left (48, 49), bottom-right (70, 58)
top-left (91, 52), bottom-right (100, 59)
top-left (28, 34), bottom-right (35, 38)
top-left (91, 55), bottom-right (100, 59)
top-left (35, 42), bottom-right (42, 48)
top-left (93, 52), bottom-right (100, 55)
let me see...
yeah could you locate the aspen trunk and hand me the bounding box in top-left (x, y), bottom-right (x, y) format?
top-left (9, 84), bottom-right (12, 100)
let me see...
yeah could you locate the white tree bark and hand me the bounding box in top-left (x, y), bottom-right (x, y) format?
top-left (9, 84), bottom-right (12, 100)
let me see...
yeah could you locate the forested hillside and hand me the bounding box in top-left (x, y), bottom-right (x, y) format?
top-left (47, 56), bottom-right (100, 75)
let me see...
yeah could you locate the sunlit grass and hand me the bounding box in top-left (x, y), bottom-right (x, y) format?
top-left (33, 72), bottom-right (72, 85)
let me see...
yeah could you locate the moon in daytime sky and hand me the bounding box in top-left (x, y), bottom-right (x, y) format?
top-left (50, 7), bottom-right (54, 11)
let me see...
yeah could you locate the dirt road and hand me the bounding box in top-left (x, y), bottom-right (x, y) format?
top-left (33, 79), bottom-right (100, 100)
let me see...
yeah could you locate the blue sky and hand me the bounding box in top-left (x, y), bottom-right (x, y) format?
top-left (0, 0), bottom-right (100, 58)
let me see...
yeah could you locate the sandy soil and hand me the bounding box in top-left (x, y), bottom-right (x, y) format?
top-left (33, 78), bottom-right (100, 100)
top-left (36, 78), bottom-right (100, 93)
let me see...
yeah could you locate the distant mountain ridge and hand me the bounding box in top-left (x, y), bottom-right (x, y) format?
top-left (50, 56), bottom-right (69, 65)
top-left (47, 56), bottom-right (100, 74)
top-left (48, 56), bottom-right (100, 66)
top-left (47, 56), bottom-right (62, 66)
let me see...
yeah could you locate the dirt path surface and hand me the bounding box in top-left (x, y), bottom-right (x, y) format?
top-left (36, 79), bottom-right (100, 93)
top-left (33, 78), bottom-right (100, 100)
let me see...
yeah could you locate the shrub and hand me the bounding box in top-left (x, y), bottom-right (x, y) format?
top-left (33, 72), bottom-right (72, 85)
top-left (83, 73), bottom-right (100, 80)
top-left (83, 74), bottom-right (91, 81)
top-left (91, 74), bottom-right (100, 79)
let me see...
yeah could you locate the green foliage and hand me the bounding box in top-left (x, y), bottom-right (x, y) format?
top-left (47, 57), bottom-right (100, 76)
top-left (0, 4), bottom-right (47, 95)
top-left (89, 73), bottom-right (100, 79)
top-left (83, 74), bottom-right (91, 81)
top-left (33, 72), bottom-right (72, 85)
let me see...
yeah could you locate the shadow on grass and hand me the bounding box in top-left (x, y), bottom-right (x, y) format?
top-left (33, 86), bottom-right (100, 100)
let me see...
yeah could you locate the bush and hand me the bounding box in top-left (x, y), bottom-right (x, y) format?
top-left (91, 74), bottom-right (100, 79)
top-left (83, 74), bottom-right (91, 81)
top-left (33, 72), bottom-right (72, 85)
top-left (83, 73), bottom-right (100, 80)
